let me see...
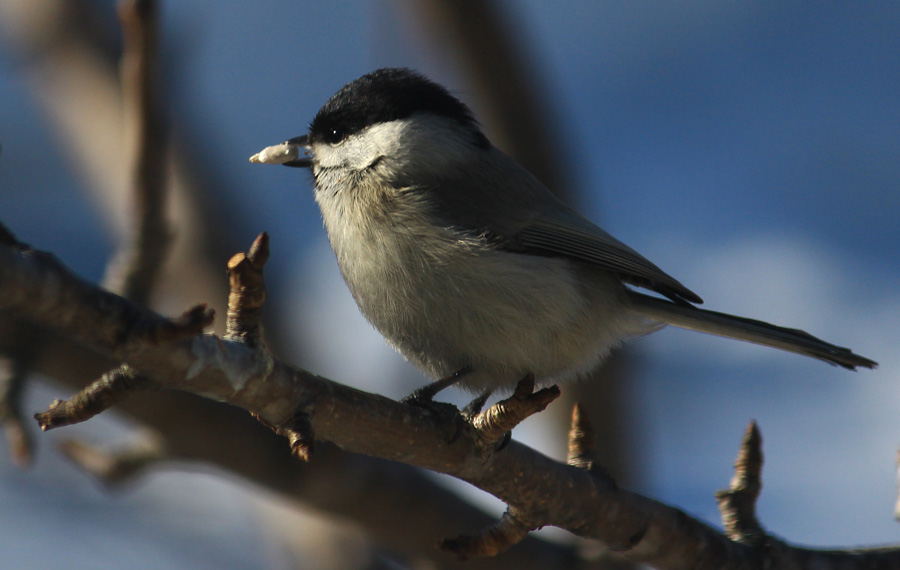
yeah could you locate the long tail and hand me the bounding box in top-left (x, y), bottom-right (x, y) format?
top-left (627, 292), bottom-right (877, 370)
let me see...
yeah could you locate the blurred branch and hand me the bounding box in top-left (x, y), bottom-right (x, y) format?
top-left (57, 430), bottom-right (167, 487)
top-left (102, 0), bottom-right (171, 304)
top-left (0, 356), bottom-right (32, 466)
top-left (5, 225), bottom-right (900, 568)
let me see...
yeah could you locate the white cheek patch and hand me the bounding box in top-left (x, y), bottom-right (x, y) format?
top-left (312, 121), bottom-right (409, 171)
top-left (309, 115), bottom-right (478, 187)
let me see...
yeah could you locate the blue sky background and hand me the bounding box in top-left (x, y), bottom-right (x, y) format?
top-left (1, 1), bottom-right (898, 567)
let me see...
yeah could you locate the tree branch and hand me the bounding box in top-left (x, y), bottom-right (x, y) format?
top-left (3, 225), bottom-right (899, 568)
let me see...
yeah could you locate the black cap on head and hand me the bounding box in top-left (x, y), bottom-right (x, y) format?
top-left (309, 68), bottom-right (486, 146)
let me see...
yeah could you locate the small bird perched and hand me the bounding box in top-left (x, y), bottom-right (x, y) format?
top-left (251, 68), bottom-right (875, 397)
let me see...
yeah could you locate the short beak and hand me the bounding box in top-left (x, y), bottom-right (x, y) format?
top-left (281, 135), bottom-right (312, 168)
top-left (248, 135), bottom-right (312, 168)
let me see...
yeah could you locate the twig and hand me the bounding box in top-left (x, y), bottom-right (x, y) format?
top-left (567, 403), bottom-right (595, 471)
top-left (270, 409), bottom-right (315, 462)
top-left (567, 403), bottom-right (616, 485)
top-left (225, 232), bottom-right (269, 347)
top-left (716, 421), bottom-right (766, 545)
top-left (469, 376), bottom-right (560, 447)
top-left (34, 365), bottom-right (152, 430)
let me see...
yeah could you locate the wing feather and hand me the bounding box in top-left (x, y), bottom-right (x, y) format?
top-left (415, 146), bottom-right (702, 304)
top-left (516, 209), bottom-right (703, 304)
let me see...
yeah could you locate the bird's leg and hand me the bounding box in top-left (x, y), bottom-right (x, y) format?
top-left (401, 367), bottom-right (471, 406)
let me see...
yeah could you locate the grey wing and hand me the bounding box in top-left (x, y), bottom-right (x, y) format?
top-left (417, 147), bottom-right (701, 304)
top-left (514, 208), bottom-right (703, 304)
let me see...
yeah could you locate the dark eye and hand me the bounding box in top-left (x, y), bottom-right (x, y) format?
top-left (323, 128), bottom-right (344, 144)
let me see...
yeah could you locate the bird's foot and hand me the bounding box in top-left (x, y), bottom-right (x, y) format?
top-left (401, 367), bottom-right (471, 407)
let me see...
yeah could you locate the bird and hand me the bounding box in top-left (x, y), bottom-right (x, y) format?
top-left (251, 67), bottom-right (876, 399)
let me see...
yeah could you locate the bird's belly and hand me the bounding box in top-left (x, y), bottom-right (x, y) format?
top-left (335, 232), bottom-right (651, 392)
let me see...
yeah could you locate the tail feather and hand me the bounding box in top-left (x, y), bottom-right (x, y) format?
top-left (628, 292), bottom-right (877, 370)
